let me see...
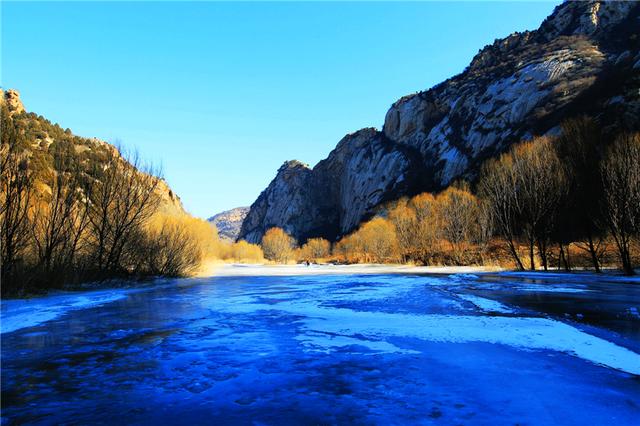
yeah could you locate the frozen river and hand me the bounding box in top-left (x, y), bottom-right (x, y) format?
top-left (2, 268), bottom-right (639, 425)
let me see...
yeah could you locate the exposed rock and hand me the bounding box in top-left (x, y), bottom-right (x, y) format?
top-left (239, 0), bottom-right (640, 243)
top-left (154, 178), bottom-right (186, 215)
top-left (208, 207), bottom-right (250, 242)
top-left (3, 89), bottom-right (25, 114)
top-left (239, 129), bottom-right (424, 243)
top-left (536, 0), bottom-right (636, 40)
top-left (384, 37), bottom-right (609, 186)
top-left (239, 160), bottom-right (315, 243)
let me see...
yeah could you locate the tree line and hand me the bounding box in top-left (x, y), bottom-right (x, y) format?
top-left (258, 118), bottom-right (639, 275)
top-left (480, 118), bottom-right (639, 275)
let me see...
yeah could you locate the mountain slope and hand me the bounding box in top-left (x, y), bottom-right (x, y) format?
top-left (208, 207), bottom-right (249, 241)
top-left (239, 0), bottom-right (640, 244)
top-left (2, 89), bottom-right (185, 216)
top-left (1, 89), bottom-right (208, 294)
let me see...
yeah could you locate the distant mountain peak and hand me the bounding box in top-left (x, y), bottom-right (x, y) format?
top-left (208, 207), bottom-right (250, 242)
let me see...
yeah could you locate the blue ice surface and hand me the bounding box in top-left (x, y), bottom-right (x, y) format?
top-left (1, 271), bottom-right (639, 425)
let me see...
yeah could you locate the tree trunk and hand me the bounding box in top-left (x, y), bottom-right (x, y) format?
top-left (622, 250), bottom-right (635, 276)
top-left (558, 244), bottom-right (570, 272)
top-left (507, 237), bottom-right (524, 270)
top-left (539, 240), bottom-right (548, 271)
top-left (587, 235), bottom-right (601, 273)
top-left (529, 239), bottom-right (535, 271)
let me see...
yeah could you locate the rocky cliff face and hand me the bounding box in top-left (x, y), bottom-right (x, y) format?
top-left (240, 130), bottom-right (425, 242)
top-left (239, 0), bottom-right (640, 244)
top-left (208, 207), bottom-right (250, 241)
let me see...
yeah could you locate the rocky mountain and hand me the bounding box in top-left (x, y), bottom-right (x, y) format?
top-left (2, 89), bottom-right (186, 216)
top-left (208, 207), bottom-right (250, 241)
top-left (239, 0), bottom-right (640, 244)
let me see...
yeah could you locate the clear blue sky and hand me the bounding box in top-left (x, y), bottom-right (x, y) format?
top-left (2, 1), bottom-right (559, 218)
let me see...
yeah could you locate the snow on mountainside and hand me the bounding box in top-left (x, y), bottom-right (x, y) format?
top-left (239, 0), bottom-right (640, 244)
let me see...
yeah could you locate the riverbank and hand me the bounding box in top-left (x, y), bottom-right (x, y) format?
top-left (203, 263), bottom-right (502, 277)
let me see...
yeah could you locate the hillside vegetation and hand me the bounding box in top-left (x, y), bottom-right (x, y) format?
top-left (0, 90), bottom-right (263, 296)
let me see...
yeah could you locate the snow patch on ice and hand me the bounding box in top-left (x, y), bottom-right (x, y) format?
top-left (1, 290), bottom-right (128, 334)
top-left (295, 331), bottom-right (419, 355)
top-left (457, 294), bottom-right (514, 313)
top-left (448, 273), bottom-right (480, 284)
top-left (216, 297), bottom-right (640, 375)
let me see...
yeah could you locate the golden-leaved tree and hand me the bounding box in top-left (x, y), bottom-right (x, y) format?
top-left (434, 185), bottom-right (482, 264)
top-left (335, 217), bottom-right (399, 264)
top-left (261, 227), bottom-right (296, 263)
top-left (387, 200), bottom-right (417, 263)
top-left (297, 237), bottom-right (331, 262)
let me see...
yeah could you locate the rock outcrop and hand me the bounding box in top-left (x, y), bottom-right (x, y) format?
top-left (208, 207), bottom-right (250, 241)
top-left (240, 129), bottom-right (425, 242)
top-left (3, 89), bottom-right (25, 115)
top-left (239, 0), bottom-right (640, 244)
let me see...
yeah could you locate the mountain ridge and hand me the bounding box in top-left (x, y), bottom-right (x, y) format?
top-left (238, 0), bottom-right (640, 244)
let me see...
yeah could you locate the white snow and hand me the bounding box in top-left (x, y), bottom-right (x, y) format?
top-left (295, 304), bottom-right (640, 375)
top-left (211, 286), bottom-right (640, 375)
top-left (294, 331), bottom-right (419, 355)
top-left (456, 294), bottom-right (515, 313)
top-left (1, 290), bottom-right (128, 334)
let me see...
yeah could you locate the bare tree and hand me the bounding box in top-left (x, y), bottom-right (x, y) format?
top-left (140, 220), bottom-right (202, 276)
top-left (601, 132), bottom-right (640, 275)
top-left (87, 146), bottom-right (161, 276)
top-left (298, 238), bottom-right (331, 262)
top-left (555, 117), bottom-right (605, 272)
top-left (231, 240), bottom-right (264, 262)
top-left (30, 155), bottom-right (89, 285)
top-left (358, 217), bottom-right (399, 263)
top-left (511, 138), bottom-right (567, 270)
top-left (479, 155), bottom-right (525, 270)
top-left (475, 198), bottom-right (494, 263)
top-left (479, 137), bottom-right (566, 270)
top-left (1, 107), bottom-right (34, 292)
